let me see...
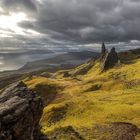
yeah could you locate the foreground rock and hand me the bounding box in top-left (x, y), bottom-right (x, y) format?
top-left (0, 81), bottom-right (47, 140)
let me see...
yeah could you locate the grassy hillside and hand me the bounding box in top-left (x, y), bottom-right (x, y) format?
top-left (24, 49), bottom-right (140, 140)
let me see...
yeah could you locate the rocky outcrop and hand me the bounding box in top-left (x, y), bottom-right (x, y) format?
top-left (0, 81), bottom-right (47, 140)
top-left (101, 42), bottom-right (108, 60)
top-left (102, 47), bottom-right (119, 71)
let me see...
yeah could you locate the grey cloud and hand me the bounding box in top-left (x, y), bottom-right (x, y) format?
top-left (1, 0), bottom-right (37, 14)
top-left (1, 0), bottom-right (140, 46)
top-left (17, 0), bottom-right (140, 44)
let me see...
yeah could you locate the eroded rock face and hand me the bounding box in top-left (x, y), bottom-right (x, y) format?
top-left (102, 47), bottom-right (119, 71)
top-left (101, 42), bottom-right (108, 60)
top-left (0, 81), bottom-right (47, 140)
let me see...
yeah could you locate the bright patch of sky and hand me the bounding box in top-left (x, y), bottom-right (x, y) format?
top-left (0, 12), bottom-right (40, 37)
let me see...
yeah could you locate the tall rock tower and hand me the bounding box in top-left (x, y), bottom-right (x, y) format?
top-left (101, 47), bottom-right (119, 71)
top-left (101, 42), bottom-right (108, 60)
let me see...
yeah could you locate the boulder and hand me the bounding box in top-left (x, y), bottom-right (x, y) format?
top-left (0, 81), bottom-right (48, 140)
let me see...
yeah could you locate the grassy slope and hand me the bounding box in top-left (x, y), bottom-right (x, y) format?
top-left (24, 54), bottom-right (140, 139)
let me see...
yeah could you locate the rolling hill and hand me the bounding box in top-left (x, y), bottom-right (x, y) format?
top-left (23, 48), bottom-right (140, 140)
top-left (0, 50), bottom-right (99, 90)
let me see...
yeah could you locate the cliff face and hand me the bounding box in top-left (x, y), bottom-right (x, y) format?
top-left (0, 81), bottom-right (47, 140)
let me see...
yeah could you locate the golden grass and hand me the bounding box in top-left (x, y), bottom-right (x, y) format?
top-left (24, 58), bottom-right (140, 138)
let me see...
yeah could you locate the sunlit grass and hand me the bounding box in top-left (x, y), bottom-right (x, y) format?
top-left (24, 58), bottom-right (140, 139)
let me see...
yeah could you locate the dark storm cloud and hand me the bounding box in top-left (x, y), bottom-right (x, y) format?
top-left (15, 0), bottom-right (140, 44)
top-left (1, 0), bottom-right (37, 14)
top-left (1, 0), bottom-right (140, 45)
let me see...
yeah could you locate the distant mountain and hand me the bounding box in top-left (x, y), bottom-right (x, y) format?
top-left (0, 49), bottom-right (54, 71)
top-left (20, 51), bottom-right (100, 71)
top-left (0, 49), bottom-right (53, 57)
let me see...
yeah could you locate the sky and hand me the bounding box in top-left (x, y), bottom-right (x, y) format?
top-left (0, 0), bottom-right (140, 51)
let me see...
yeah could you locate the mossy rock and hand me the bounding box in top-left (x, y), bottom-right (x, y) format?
top-left (92, 122), bottom-right (139, 140)
top-left (43, 104), bottom-right (68, 127)
top-left (47, 126), bottom-right (84, 140)
top-left (34, 83), bottom-right (57, 105)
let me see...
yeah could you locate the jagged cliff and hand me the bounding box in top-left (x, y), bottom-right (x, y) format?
top-left (0, 81), bottom-right (47, 140)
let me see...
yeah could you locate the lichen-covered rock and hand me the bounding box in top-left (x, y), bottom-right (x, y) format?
top-left (102, 47), bottom-right (119, 71)
top-left (0, 81), bottom-right (47, 140)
